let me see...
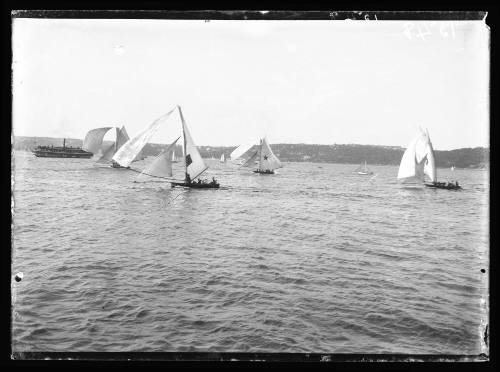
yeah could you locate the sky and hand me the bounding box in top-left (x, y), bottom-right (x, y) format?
top-left (12, 18), bottom-right (489, 150)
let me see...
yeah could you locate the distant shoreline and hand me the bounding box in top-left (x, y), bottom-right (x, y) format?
top-left (13, 136), bottom-right (489, 169)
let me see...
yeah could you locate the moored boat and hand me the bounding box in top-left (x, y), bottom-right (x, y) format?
top-left (354, 161), bottom-right (373, 175)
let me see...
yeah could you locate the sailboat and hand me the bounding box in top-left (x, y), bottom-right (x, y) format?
top-left (397, 128), bottom-right (461, 190)
top-left (220, 153), bottom-right (226, 163)
top-left (170, 106), bottom-right (219, 188)
top-left (171, 150), bottom-right (180, 163)
top-left (354, 161), bottom-right (373, 175)
top-left (451, 165), bottom-right (455, 171)
top-left (112, 106), bottom-right (219, 189)
top-left (82, 126), bottom-right (133, 168)
top-left (241, 137), bottom-right (282, 174)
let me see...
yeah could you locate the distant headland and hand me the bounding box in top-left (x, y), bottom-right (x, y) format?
top-left (14, 136), bottom-right (489, 169)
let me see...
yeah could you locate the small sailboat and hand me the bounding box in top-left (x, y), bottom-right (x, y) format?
top-left (170, 106), bottom-right (219, 188)
top-left (241, 137), bottom-right (282, 174)
top-left (220, 153), bottom-right (226, 163)
top-left (451, 165), bottom-right (455, 171)
top-left (354, 161), bottom-right (373, 175)
top-left (397, 128), bottom-right (461, 190)
top-left (171, 150), bottom-right (179, 163)
top-left (83, 126), bottom-right (134, 168)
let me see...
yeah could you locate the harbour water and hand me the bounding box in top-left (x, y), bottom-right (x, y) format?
top-left (11, 150), bottom-right (489, 353)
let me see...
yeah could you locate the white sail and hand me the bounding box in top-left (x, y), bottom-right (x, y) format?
top-left (230, 143), bottom-right (254, 160)
top-left (397, 133), bottom-right (425, 182)
top-left (258, 137), bottom-right (282, 171)
top-left (241, 150), bottom-right (259, 167)
top-left (97, 143), bottom-right (116, 163)
top-left (96, 126), bottom-right (130, 164)
top-left (112, 108), bottom-right (175, 168)
top-left (82, 127), bottom-right (113, 153)
top-left (178, 106), bottom-right (207, 181)
top-left (139, 137), bottom-right (180, 179)
top-left (220, 153), bottom-right (225, 162)
top-left (423, 129), bottom-right (437, 183)
top-left (172, 151), bottom-right (176, 162)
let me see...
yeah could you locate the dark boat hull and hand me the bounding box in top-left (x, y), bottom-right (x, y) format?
top-left (253, 170), bottom-right (275, 174)
top-left (425, 183), bottom-right (462, 190)
top-left (32, 149), bottom-right (93, 159)
top-left (171, 182), bottom-right (219, 189)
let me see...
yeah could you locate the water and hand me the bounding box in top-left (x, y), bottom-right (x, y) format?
top-left (11, 151), bottom-right (489, 353)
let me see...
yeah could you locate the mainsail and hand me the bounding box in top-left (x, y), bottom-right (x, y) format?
top-left (138, 137), bottom-right (180, 179)
top-left (241, 150), bottom-right (259, 167)
top-left (220, 153), bottom-right (225, 163)
top-left (178, 106), bottom-right (207, 181)
top-left (230, 143), bottom-right (254, 160)
top-left (397, 129), bottom-right (434, 183)
top-left (97, 126), bottom-right (130, 163)
top-left (82, 127), bottom-right (113, 154)
top-left (258, 137), bottom-right (282, 172)
top-left (112, 108), bottom-right (176, 168)
top-left (423, 129), bottom-right (437, 183)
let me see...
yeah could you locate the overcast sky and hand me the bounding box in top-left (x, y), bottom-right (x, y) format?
top-left (12, 18), bottom-right (489, 150)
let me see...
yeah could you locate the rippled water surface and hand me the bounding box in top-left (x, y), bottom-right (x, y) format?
top-left (12, 151), bottom-right (489, 353)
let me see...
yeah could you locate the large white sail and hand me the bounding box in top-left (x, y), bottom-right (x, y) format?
top-left (241, 150), bottom-right (259, 167)
top-left (178, 106), bottom-right (207, 181)
top-left (96, 126), bottom-right (130, 163)
top-left (397, 130), bottom-right (429, 183)
top-left (112, 109), bottom-right (175, 168)
top-left (423, 129), bottom-right (437, 183)
top-left (259, 137), bottom-right (282, 171)
top-left (397, 133), bottom-right (422, 182)
top-left (220, 153), bottom-right (225, 162)
top-left (230, 143), bottom-right (254, 160)
top-left (139, 137), bottom-right (180, 179)
top-left (82, 127), bottom-right (113, 153)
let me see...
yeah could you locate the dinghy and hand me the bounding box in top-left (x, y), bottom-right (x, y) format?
top-left (354, 161), bottom-right (374, 175)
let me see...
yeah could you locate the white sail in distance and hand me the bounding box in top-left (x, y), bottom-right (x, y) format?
top-left (220, 153), bottom-right (225, 162)
top-left (230, 143), bottom-right (254, 160)
top-left (178, 106), bottom-right (207, 181)
top-left (82, 127), bottom-right (113, 153)
top-left (112, 108), bottom-right (176, 168)
top-left (139, 137), bottom-right (180, 179)
top-left (259, 137), bottom-right (282, 171)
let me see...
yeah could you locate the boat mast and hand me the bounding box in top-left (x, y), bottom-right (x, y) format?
top-left (258, 138), bottom-right (263, 171)
top-left (178, 105), bottom-right (189, 183)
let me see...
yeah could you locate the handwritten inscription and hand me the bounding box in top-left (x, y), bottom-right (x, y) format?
top-left (403, 22), bottom-right (456, 41)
